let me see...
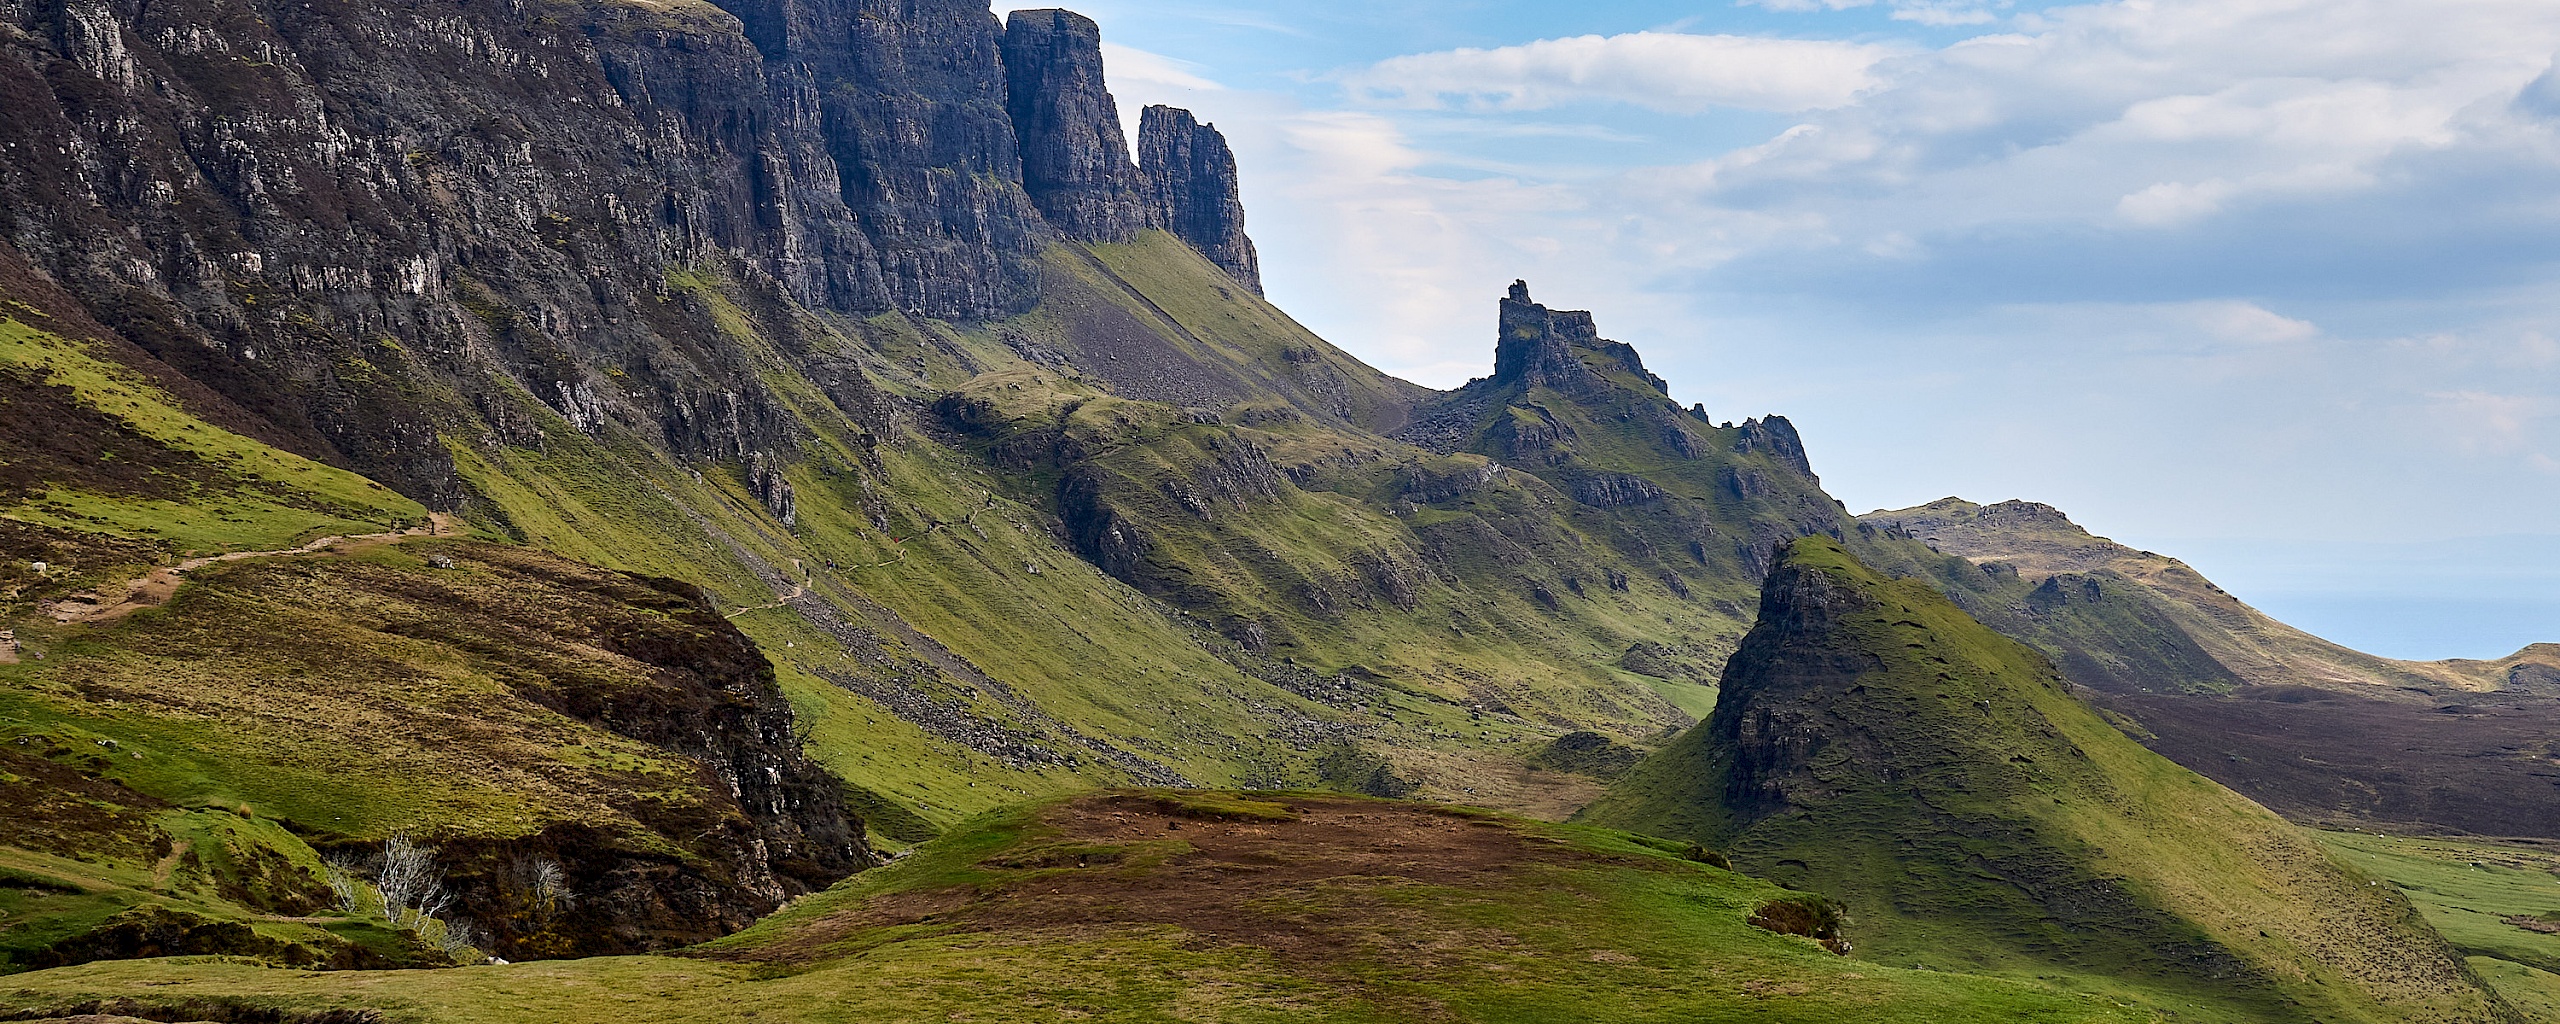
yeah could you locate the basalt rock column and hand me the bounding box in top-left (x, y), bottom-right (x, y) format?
top-left (1001, 9), bottom-right (1151, 242)
top-left (1138, 105), bottom-right (1261, 293)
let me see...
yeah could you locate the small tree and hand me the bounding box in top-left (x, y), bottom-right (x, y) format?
top-left (320, 835), bottom-right (485, 962)
top-left (374, 834), bottom-right (453, 929)
top-left (323, 855), bottom-right (372, 916)
top-left (518, 856), bottom-right (574, 920)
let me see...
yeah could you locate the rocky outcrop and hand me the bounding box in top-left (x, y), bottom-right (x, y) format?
top-left (1734, 415), bottom-right (1814, 478)
top-left (446, 569), bottom-right (868, 957)
top-left (1491, 281), bottom-right (1668, 396)
top-left (1138, 105), bottom-right (1260, 292)
top-left (1570, 473), bottom-right (1667, 508)
top-left (1001, 9), bottom-right (1150, 242)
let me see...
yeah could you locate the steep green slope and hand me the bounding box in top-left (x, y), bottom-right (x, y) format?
top-left (0, 790), bottom-right (2175, 1024)
top-left (0, 248), bottom-right (426, 605)
top-left (1583, 537), bottom-right (2512, 1024)
top-left (1856, 498), bottom-right (2560, 839)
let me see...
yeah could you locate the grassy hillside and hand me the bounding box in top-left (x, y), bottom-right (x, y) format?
top-left (1857, 498), bottom-right (2560, 839)
top-left (0, 539), bottom-right (863, 968)
top-left (413, 240), bottom-right (1850, 835)
top-left (1859, 499), bottom-right (2480, 694)
top-left (0, 790), bottom-right (2182, 1023)
top-left (2320, 832), bottom-right (2560, 1018)
top-left (1582, 537), bottom-right (2512, 1024)
top-left (0, 253), bottom-right (425, 607)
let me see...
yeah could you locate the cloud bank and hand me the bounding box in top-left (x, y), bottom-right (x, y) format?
top-left (1343, 32), bottom-right (1895, 114)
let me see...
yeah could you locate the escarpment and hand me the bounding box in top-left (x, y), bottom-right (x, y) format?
top-left (0, 0), bottom-right (1229, 505)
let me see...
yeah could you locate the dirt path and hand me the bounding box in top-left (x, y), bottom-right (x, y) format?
top-left (45, 513), bottom-right (461, 626)
top-left (148, 839), bottom-right (193, 889)
top-left (726, 558), bottom-right (810, 619)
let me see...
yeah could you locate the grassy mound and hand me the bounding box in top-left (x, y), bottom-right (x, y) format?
top-left (0, 791), bottom-right (2172, 1023)
top-left (0, 540), bottom-right (862, 968)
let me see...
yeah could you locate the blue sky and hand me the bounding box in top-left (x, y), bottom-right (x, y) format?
top-left (1027, 0), bottom-right (2560, 661)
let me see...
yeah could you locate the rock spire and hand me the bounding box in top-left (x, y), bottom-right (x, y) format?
top-left (1001, 9), bottom-right (1152, 242)
top-left (1138, 105), bottom-right (1262, 293)
top-left (1492, 281), bottom-right (1668, 395)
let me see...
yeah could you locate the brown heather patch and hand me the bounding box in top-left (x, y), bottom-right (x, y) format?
top-left (712, 792), bottom-right (1649, 970)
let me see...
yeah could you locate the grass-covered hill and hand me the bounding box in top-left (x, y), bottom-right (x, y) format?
top-left (0, 246), bottom-right (427, 605)
top-left (1581, 537), bottom-right (2515, 1024)
top-left (1859, 498), bottom-right (2560, 838)
top-left (0, 0), bottom-right (2544, 1005)
top-left (0, 536), bottom-right (866, 971)
top-left (2, 790), bottom-right (2193, 1023)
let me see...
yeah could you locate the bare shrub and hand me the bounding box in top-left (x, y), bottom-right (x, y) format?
top-left (516, 856), bottom-right (574, 920)
top-left (435, 916), bottom-right (487, 960)
top-left (374, 834), bottom-right (454, 929)
top-left (323, 855), bottom-right (373, 916)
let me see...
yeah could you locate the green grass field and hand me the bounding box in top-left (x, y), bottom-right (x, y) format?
top-left (2319, 830), bottom-right (2560, 1014)
top-left (0, 791), bottom-right (2173, 1024)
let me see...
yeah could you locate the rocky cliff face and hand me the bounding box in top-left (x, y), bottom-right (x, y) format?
top-left (1138, 105), bottom-right (1260, 292)
top-left (446, 560), bottom-right (871, 957)
top-left (0, 0), bottom-right (1201, 505)
top-left (1001, 9), bottom-right (1150, 243)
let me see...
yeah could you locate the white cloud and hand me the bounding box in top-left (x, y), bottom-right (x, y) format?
top-left (2182, 300), bottom-right (2319, 345)
top-left (1744, 0), bottom-right (2002, 21)
top-left (2428, 390), bottom-right (2555, 453)
top-left (1172, 0), bottom-right (2560, 564)
top-left (2116, 179), bottom-right (2236, 225)
top-left (1890, 3), bottom-right (2000, 27)
top-left (1101, 42), bottom-right (1223, 94)
top-left (1342, 32), bottom-right (1896, 115)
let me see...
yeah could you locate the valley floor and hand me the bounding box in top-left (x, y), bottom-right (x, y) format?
top-left (0, 792), bottom-right (2167, 1024)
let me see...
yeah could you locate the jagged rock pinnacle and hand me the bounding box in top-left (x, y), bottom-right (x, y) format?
top-left (1491, 281), bottom-right (1668, 395)
top-left (1138, 105), bottom-right (1262, 293)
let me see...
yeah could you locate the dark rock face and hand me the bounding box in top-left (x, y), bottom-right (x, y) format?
top-left (1570, 473), bottom-right (1667, 508)
top-left (1001, 9), bottom-right (1150, 242)
top-left (722, 0), bottom-right (1047, 317)
top-left (398, 561), bottom-right (869, 959)
top-left (1491, 281), bottom-right (1668, 396)
top-left (0, 0), bottom-right (1041, 502)
top-left (1138, 105), bottom-right (1260, 292)
top-left (1734, 415), bottom-right (1814, 478)
top-left (1706, 556), bottom-right (1873, 824)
